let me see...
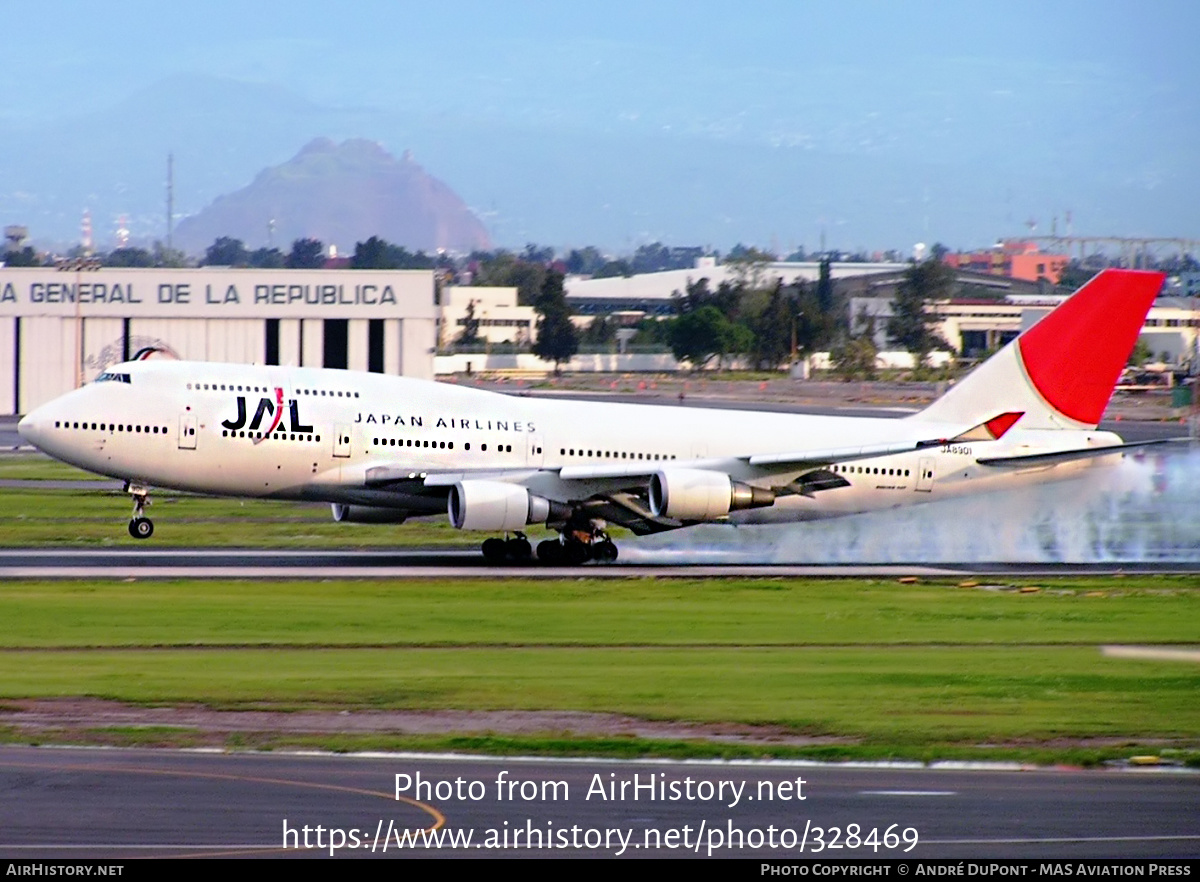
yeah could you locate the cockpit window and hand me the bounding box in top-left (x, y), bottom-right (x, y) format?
top-left (95, 372), bottom-right (132, 383)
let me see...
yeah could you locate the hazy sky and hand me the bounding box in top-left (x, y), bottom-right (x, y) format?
top-left (4, 1), bottom-right (1198, 252)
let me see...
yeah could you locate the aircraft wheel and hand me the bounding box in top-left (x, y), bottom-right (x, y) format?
top-left (563, 539), bottom-right (590, 566)
top-left (536, 540), bottom-right (563, 563)
top-left (481, 537), bottom-right (508, 563)
top-left (593, 540), bottom-right (618, 563)
top-left (506, 536), bottom-right (533, 562)
top-left (129, 517), bottom-right (154, 540)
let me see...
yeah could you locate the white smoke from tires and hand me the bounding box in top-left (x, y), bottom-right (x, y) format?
top-left (626, 447), bottom-right (1200, 564)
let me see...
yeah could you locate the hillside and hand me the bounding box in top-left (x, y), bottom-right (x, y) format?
top-left (173, 138), bottom-right (492, 254)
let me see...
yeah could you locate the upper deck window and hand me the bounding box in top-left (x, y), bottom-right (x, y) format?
top-left (95, 372), bottom-right (131, 384)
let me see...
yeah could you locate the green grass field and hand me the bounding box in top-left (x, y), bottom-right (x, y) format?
top-left (2, 454), bottom-right (1197, 763)
top-left (0, 454), bottom-right (489, 547)
top-left (0, 576), bottom-right (1196, 764)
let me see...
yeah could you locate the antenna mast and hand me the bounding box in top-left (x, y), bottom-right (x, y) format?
top-left (166, 153), bottom-right (174, 252)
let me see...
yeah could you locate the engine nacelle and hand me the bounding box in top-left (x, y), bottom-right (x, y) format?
top-left (649, 469), bottom-right (775, 521)
top-left (331, 504), bottom-right (409, 524)
top-left (448, 480), bottom-right (556, 531)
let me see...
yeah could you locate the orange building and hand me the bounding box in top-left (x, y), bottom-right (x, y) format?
top-left (944, 240), bottom-right (1068, 284)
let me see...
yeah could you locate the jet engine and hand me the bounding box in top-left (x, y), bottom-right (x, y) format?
top-left (447, 480), bottom-right (563, 531)
top-left (331, 504), bottom-right (409, 524)
top-left (648, 469), bottom-right (775, 521)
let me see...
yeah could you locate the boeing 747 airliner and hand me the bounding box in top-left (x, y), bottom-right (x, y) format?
top-left (17, 269), bottom-right (1166, 563)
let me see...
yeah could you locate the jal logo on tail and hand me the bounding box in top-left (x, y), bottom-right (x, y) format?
top-left (222, 387), bottom-right (313, 443)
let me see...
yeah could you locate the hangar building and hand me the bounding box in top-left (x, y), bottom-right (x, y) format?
top-left (0, 267), bottom-right (436, 415)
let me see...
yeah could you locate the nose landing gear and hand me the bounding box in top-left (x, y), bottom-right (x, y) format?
top-left (125, 483), bottom-right (154, 540)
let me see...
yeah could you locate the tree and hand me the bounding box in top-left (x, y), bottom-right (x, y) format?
top-left (791, 277), bottom-right (839, 356)
top-left (1128, 338), bottom-right (1152, 367)
top-left (887, 260), bottom-right (954, 370)
top-left (724, 245), bottom-right (775, 291)
top-left (667, 305), bottom-right (735, 369)
top-left (1057, 260), bottom-right (1099, 291)
top-left (351, 236), bottom-right (436, 270)
top-left (286, 238), bottom-right (325, 269)
top-left (565, 246), bottom-right (605, 276)
top-left (248, 247), bottom-right (285, 268)
top-left (3, 246), bottom-right (41, 267)
top-left (593, 259), bottom-right (632, 279)
top-left (581, 315), bottom-right (616, 346)
top-left (472, 251), bottom-right (548, 305)
top-left (352, 236), bottom-right (398, 269)
top-left (457, 299), bottom-right (481, 346)
top-left (203, 237), bottom-right (249, 266)
top-left (747, 281), bottom-right (795, 369)
top-left (521, 243), bottom-right (555, 263)
top-left (102, 247), bottom-right (154, 268)
top-left (673, 277), bottom-right (742, 320)
top-left (531, 269), bottom-right (579, 373)
top-left (830, 308), bottom-right (880, 380)
top-left (816, 257), bottom-right (834, 315)
top-left (152, 241), bottom-right (187, 267)
top-left (829, 334), bottom-right (879, 380)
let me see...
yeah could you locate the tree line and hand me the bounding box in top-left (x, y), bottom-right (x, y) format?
top-left (1, 231), bottom-right (977, 376)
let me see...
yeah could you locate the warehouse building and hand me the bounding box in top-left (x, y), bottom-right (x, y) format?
top-left (0, 267), bottom-right (436, 415)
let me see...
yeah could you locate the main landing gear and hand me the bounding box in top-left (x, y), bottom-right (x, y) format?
top-left (480, 532), bottom-right (533, 564)
top-left (535, 521), bottom-right (618, 566)
top-left (125, 483), bottom-right (154, 540)
top-left (478, 521), bottom-right (619, 566)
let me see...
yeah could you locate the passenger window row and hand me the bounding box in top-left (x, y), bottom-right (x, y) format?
top-left (189, 382), bottom-right (269, 392)
top-left (560, 448), bottom-right (676, 461)
top-left (187, 381), bottom-right (360, 399)
top-left (55, 421), bottom-right (166, 434)
top-left (370, 438), bottom-right (516, 454)
top-left (222, 430), bottom-right (321, 442)
top-left (832, 464), bottom-right (910, 477)
top-left (297, 388), bottom-right (360, 398)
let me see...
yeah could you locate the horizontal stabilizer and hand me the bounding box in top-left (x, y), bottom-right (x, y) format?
top-left (950, 412), bottom-right (1023, 442)
top-left (976, 439), bottom-right (1174, 468)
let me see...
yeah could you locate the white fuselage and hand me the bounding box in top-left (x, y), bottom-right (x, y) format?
top-left (17, 359), bottom-right (1125, 529)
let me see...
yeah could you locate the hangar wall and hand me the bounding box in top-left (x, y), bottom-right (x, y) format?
top-left (0, 267), bottom-right (436, 414)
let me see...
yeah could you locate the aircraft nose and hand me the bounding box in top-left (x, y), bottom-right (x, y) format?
top-left (17, 407), bottom-right (46, 448)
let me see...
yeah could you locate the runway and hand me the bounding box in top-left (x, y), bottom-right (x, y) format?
top-left (3, 547), bottom-right (1199, 580)
top-left (0, 745), bottom-right (1195, 859)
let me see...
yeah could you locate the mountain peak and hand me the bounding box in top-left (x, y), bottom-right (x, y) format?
top-left (175, 139), bottom-right (491, 254)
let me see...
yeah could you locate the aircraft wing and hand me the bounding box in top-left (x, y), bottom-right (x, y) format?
top-left (556, 412), bottom-right (1023, 480)
top-left (551, 439), bottom-right (940, 481)
top-left (347, 412), bottom-right (1025, 535)
top-left (358, 462), bottom-right (683, 535)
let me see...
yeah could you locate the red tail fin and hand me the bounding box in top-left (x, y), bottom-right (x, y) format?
top-left (914, 269), bottom-right (1164, 430)
top-left (1017, 269), bottom-right (1164, 426)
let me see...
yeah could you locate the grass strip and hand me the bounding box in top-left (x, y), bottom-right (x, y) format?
top-left (0, 645), bottom-right (1195, 745)
top-left (0, 577), bottom-right (1195, 648)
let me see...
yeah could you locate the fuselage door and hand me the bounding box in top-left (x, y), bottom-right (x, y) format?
top-left (915, 456), bottom-right (936, 492)
top-left (527, 433), bottom-right (544, 468)
top-left (178, 414), bottom-right (197, 450)
top-left (333, 424), bottom-right (352, 458)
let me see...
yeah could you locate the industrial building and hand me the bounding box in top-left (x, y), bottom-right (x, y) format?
top-left (565, 259), bottom-right (905, 315)
top-left (851, 293), bottom-right (1199, 363)
top-left (0, 267), bottom-right (437, 415)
